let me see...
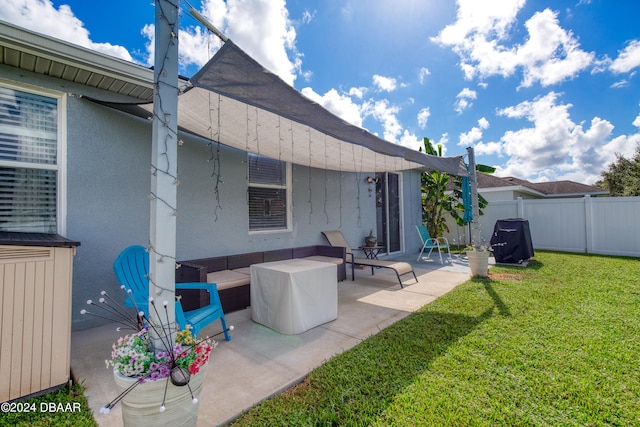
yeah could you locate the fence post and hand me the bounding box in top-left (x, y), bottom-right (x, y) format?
top-left (584, 195), bottom-right (593, 253)
top-left (517, 197), bottom-right (524, 218)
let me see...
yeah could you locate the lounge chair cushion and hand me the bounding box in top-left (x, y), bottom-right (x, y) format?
top-left (353, 258), bottom-right (414, 276)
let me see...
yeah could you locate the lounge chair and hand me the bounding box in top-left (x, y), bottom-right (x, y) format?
top-left (114, 245), bottom-right (231, 340)
top-left (416, 225), bottom-right (452, 264)
top-left (322, 230), bottom-right (417, 287)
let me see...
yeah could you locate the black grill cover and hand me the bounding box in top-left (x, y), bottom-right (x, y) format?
top-left (490, 218), bottom-right (534, 263)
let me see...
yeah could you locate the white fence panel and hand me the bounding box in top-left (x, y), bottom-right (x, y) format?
top-left (440, 196), bottom-right (640, 257)
top-left (442, 201), bottom-right (519, 246)
top-left (522, 198), bottom-right (586, 252)
top-left (589, 197), bottom-right (640, 256)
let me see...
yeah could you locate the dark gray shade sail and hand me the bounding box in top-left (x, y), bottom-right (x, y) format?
top-left (90, 39), bottom-right (468, 175)
top-left (187, 40), bottom-right (468, 175)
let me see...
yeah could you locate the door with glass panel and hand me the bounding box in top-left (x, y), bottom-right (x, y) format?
top-left (375, 172), bottom-right (402, 254)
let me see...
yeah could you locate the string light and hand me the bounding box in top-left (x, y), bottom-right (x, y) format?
top-left (289, 122), bottom-right (296, 221)
top-left (307, 128), bottom-right (313, 224)
top-left (208, 92), bottom-right (223, 221)
top-left (339, 142), bottom-right (343, 228)
top-left (323, 134), bottom-right (329, 224)
top-left (148, 0), bottom-right (180, 281)
top-left (352, 144), bottom-right (361, 227)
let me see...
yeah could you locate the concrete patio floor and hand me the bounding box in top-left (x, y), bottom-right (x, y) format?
top-left (71, 253), bottom-right (480, 426)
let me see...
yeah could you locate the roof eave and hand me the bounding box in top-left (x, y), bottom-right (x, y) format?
top-left (479, 185), bottom-right (546, 197)
top-left (0, 20), bottom-right (155, 101)
top-left (543, 191), bottom-right (609, 198)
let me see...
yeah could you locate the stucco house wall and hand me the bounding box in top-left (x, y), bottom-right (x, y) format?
top-left (2, 62), bottom-right (430, 330)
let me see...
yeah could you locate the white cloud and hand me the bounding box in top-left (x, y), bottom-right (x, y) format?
top-left (0, 0), bottom-right (134, 61)
top-left (455, 88), bottom-right (477, 113)
top-left (493, 92), bottom-right (640, 183)
top-left (348, 87), bottom-right (367, 99)
top-left (372, 75), bottom-right (398, 92)
top-left (610, 40), bottom-right (640, 74)
top-left (300, 87), bottom-right (364, 128)
top-left (301, 9), bottom-right (315, 25)
top-left (432, 1), bottom-right (594, 87)
top-left (418, 67), bottom-right (431, 84)
top-left (610, 79), bottom-right (630, 89)
top-left (633, 114), bottom-right (640, 128)
top-left (434, 0), bottom-right (524, 47)
top-left (474, 141), bottom-right (502, 156)
top-left (516, 9), bottom-right (594, 87)
top-left (362, 99), bottom-right (403, 142)
top-left (417, 107), bottom-right (431, 129)
top-left (195, 0), bottom-right (300, 85)
top-left (459, 127), bottom-right (483, 147)
top-left (144, 0), bottom-right (302, 81)
top-left (2, 0), bottom-right (301, 83)
top-left (458, 117), bottom-right (489, 147)
top-left (397, 130), bottom-right (423, 151)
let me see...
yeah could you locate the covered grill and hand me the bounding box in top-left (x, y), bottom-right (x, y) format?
top-left (490, 218), bottom-right (534, 264)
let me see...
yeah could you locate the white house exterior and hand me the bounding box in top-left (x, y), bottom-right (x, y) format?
top-left (475, 174), bottom-right (607, 202)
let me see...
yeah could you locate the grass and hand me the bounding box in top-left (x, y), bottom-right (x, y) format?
top-left (0, 381), bottom-right (96, 427)
top-left (229, 251), bottom-right (640, 426)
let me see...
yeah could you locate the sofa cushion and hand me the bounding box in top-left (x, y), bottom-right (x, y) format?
top-left (206, 269), bottom-right (250, 290)
top-left (231, 266), bottom-right (251, 275)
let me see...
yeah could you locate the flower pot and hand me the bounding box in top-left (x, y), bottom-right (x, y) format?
top-left (466, 251), bottom-right (490, 277)
top-left (365, 237), bottom-right (377, 247)
top-left (112, 364), bottom-right (207, 427)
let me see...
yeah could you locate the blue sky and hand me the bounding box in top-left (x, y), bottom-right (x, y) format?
top-left (3, 0), bottom-right (640, 184)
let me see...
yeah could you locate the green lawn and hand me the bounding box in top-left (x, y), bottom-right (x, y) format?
top-left (230, 251), bottom-right (640, 426)
top-left (0, 382), bottom-right (96, 427)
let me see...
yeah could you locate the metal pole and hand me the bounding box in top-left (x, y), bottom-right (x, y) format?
top-left (466, 147), bottom-right (481, 246)
top-left (149, 0), bottom-right (179, 350)
top-left (189, 7), bottom-right (228, 42)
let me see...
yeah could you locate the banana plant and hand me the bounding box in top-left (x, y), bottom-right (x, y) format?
top-left (419, 137), bottom-right (494, 238)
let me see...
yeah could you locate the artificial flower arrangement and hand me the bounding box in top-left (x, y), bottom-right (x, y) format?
top-left (108, 323), bottom-right (214, 381)
top-left (81, 288), bottom-right (225, 414)
top-left (465, 243), bottom-right (491, 252)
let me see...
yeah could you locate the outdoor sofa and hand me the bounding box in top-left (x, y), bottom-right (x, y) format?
top-left (175, 245), bottom-right (346, 313)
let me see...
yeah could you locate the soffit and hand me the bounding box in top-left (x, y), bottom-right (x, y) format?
top-left (0, 21), bottom-right (154, 101)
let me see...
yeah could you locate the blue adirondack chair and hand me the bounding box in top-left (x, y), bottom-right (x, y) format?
top-left (416, 225), bottom-right (452, 264)
top-left (113, 245), bottom-right (231, 341)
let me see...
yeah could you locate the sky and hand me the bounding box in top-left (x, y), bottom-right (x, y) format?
top-left (2, 0), bottom-right (640, 185)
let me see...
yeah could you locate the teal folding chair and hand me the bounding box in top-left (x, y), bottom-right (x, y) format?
top-left (416, 225), bottom-right (452, 264)
top-left (114, 245), bottom-right (231, 340)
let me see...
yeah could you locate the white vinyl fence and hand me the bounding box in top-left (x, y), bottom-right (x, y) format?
top-left (443, 195), bottom-right (640, 257)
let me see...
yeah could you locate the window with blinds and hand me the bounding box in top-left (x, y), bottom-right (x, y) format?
top-left (248, 153), bottom-right (289, 231)
top-left (0, 86), bottom-right (59, 233)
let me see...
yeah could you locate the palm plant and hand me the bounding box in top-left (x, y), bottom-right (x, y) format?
top-left (419, 137), bottom-right (493, 239)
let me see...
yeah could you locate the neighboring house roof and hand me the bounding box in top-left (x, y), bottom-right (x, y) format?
top-left (475, 174), bottom-right (608, 198)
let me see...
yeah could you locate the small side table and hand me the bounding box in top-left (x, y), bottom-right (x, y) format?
top-left (359, 245), bottom-right (385, 259)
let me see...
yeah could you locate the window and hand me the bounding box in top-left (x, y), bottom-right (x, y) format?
top-left (0, 84), bottom-right (64, 233)
top-left (248, 153), bottom-right (290, 231)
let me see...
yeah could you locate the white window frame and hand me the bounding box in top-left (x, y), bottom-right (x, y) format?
top-left (0, 79), bottom-right (67, 234)
top-left (247, 153), bottom-right (292, 234)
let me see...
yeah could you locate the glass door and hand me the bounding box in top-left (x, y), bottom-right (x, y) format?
top-left (375, 172), bottom-right (403, 254)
